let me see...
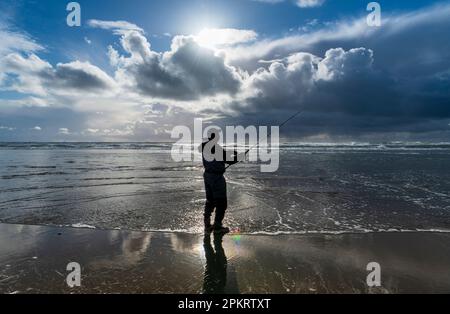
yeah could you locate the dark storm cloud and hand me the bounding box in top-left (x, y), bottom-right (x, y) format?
top-left (231, 47), bottom-right (381, 114)
top-left (217, 4), bottom-right (450, 139)
top-left (225, 43), bottom-right (450, 138)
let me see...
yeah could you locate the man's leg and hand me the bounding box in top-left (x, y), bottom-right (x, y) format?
top-left (204, 174), bottom-right (215, 230)
top-left (213, 198), bottom-right (227, 228)
top-left (204, 199), bottom-right (215, 228)
top-left (213, 175), bottom-right (228, 232)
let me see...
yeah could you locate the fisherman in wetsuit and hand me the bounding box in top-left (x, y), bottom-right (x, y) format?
top-left (201, 129), bottom-right (239, 234)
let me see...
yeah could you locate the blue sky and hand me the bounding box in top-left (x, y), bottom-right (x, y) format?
top-left (1, 0), bottom-right (449, 141)
top-left (2, 1), bottom-right (438, 60)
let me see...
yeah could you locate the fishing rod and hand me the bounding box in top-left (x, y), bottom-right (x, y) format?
top-left (225, 110), bottom-right (303, 170)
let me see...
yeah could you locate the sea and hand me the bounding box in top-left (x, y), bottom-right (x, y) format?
top-left (1, 142), bottom-right (450, 234)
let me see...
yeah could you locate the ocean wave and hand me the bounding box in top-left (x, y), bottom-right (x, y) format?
top-left (280, 142), bottom-right (450, 151)
top-left (0, 142), bottom-right (172, 150)
top-left (1, 171), bottom-right (69, 179)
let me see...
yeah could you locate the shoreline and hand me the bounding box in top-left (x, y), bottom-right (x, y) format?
top-left (4, 222), bottom-right (450, 236)
top-left (1, 223), bottom-right (450, 294)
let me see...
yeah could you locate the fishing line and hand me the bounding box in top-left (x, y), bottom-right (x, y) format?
top-left (225, 110), bottom-right (303, 170)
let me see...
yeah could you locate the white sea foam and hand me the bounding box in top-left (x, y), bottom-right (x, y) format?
top-left (142, 228), bottom-right (198, 234)
top-left (112, 228), bottom-right (450, 236)
top-left (239, 228), bottom-right (450, 236)
top-left (4, 222), bottom-right (450, 235)
top-left (71, 223), bottom-right (96, 229)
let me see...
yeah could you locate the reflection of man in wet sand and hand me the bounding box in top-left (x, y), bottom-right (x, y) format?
top-left (203, 233), bottom-right (227, 294)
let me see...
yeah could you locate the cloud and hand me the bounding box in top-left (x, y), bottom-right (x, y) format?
top-left (0, 53), bottom-right (116, 96)
top-left (317, 47), bottom-right (373, 80)
top-left (234, 47), bottom-right (376, 113)
top-left (0, 126), bottom-right (15, 131)
top-left (53, 61), bottom-right (116, 91)
top-left (251, 0), bottom-right (284, 3)
top-left (1, 4), bottom-right (450, 141)
top-left (0, 53), bottom-right (51, 95)
top-left (224, 43), bottom-right (450, 138)
top-left (0, 23), bottom-right (43, 56)
top-left (226, 3), bottom-right (450, 74)
top-left (0, 106), bottom-right (92, 141)
top-left (108, 28), bottom-right (243, 100)
top-left (0, 96), bottom-right (50, 108)
top-left (58, 128), bottom-right (70, 135)
top-left (195, 28), bottom-right (258, 47)
top-left (32, 126), bottom-right (41, 131)
top-left (295, 0), bottom-right (324, 8)
top-left (251, 0), bottom-right (324, 7)
top-left (87, 19), bottom-right (144, 34)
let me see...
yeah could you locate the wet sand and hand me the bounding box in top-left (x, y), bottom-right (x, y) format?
top-left (1, 223), bottom-right (450, 294)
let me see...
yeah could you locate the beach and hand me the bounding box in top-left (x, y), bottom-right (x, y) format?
top-left (1, 143), bottom-right (450, 294)
top-left (1, 223), bottom-right (450, 294)
top-left (1, 0), bottom-right (449, 300)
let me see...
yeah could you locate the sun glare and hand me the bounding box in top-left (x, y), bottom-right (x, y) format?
top-left (195, 28), bottom-right (225, 49)
top-left (194, 28), bottom-right (257, 49)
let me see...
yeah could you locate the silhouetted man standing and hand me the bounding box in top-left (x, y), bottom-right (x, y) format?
top-left (201, 129), bottom-right (238, 234)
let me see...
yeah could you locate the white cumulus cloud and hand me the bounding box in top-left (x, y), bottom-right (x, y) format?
top-left (295, 0), bottom-right (325, 8)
